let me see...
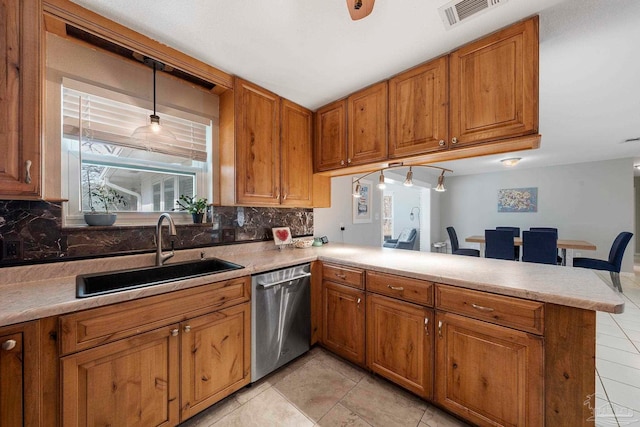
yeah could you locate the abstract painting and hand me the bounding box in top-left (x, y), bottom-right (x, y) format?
top-left (498, 187), bottom-right (538, 212)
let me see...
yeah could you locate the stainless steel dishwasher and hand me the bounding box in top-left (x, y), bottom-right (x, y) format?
top-left (251, 263), bottom-right (311, 382)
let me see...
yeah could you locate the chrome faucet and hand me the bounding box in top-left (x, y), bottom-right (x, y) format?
top-left (156, 213), bottom-right (177, 266)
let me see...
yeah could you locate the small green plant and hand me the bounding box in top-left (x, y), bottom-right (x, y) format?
top-left (176, 195), bottom-right (208, 214)
top-left (89, 185), bottom-right (127, 214)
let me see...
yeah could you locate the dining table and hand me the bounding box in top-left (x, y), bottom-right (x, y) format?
top-left (464, 235), bottom-right (597, 266)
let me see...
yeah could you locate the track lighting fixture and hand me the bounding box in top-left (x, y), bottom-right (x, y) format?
top-left (351, 164), bottom-right (452, 197)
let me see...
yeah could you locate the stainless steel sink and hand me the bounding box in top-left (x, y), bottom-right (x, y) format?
top-left (76, 257), bottom-right (244, 298)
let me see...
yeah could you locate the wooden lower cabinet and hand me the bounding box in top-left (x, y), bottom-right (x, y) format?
top-left (366, 294), bottom-right (433, 399)
top-left (435, 311), bottom-right (543, 427)
top-left (61, 302), bottom-right (251, 426)
top-left (322, 281), bottom-right (365, 365)
top-left (0, 321), bottom-right (39, 427)
top-left (180, 303), bottom-right (250, 420)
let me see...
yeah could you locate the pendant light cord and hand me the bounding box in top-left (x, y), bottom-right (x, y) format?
top-left (152, 62), bottom-right (157, 116)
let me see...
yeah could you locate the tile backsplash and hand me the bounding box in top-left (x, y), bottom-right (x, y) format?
top-left (0, 200), bottom-right (313, 266)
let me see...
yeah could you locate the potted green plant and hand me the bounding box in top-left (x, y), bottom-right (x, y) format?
top-left (176, 195), bottom-right (208, 223)
top-left (84, 184), bottom-right (127, 226)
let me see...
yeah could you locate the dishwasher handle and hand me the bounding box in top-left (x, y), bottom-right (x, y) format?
top-left (257, 272), bottom-right (311, 289)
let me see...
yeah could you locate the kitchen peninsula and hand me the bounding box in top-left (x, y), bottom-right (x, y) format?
top-left (0, 243), bottom-right (623, 426)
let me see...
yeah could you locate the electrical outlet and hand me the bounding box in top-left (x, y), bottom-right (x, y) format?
top-left (3, 239), bottom-right (23, 261)
top-left (339, 222), bottom-right (345, 231)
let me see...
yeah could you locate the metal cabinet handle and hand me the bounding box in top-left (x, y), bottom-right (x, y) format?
top-left (25, 160), bottom-right (32, 184)
top-left (282, 193), bottom-right (287, 200)
top-left (335, 273), bottom-right (347, 279)
top-left (451, 137), bottom-right (458, 144)
top-left (438, 320), bottom-right (443, 338)
top-left (340, 160), bottom-right (345, 166)
top-left (387, 285), bottom-right (404, 291)
top-left (171, 328), bottom-right (179, 337)
top-left (471, 303), bottom-right (495, 313)
top-left (2, 340), bottom-right (16, 351)
top-left (424, 318), bottom-right (429, 336)
top-left (184, 325), bottom-right (191, 333)
top-left (357, 297), bottom-right (361, 305)
top-left (438, 140), bottom-right (445, 147)
top-left (347, 158), bottom-right (352, 164)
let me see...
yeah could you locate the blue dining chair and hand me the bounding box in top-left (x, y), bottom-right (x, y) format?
top-left (573, 232), bottom-right (633, 292)
top-left (485, 229), bottom-right (516, 260)
top-left (496, 226), bottom-right (520, 261)
top-left (446, 226), bottom-right (480, 257)
top-left (522, 231), bottom-right (558, 265)
top-left (530, 227), bottom-right (563, 265)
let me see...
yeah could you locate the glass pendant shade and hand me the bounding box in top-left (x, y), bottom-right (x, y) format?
top-left (353, 182), bottom-right (362, 198)
top-left (435, 172), bottom-right (446, 192)
top-left (403, 167), bottom-right (413, 187)
top-left (132, 59), bottom-right (176, 143)
top-left (378, 171), bottom-right (386, 190)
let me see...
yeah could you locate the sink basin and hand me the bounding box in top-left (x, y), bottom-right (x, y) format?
top-left (76, 257), bottom-right (244, 298)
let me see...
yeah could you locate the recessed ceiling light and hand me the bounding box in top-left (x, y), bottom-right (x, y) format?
top-left (500, 157), bottom-right (521, 167)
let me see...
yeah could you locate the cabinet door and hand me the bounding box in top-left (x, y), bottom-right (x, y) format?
top-left (348, 82), bottom-right (388, 166)
top-left (314, 99), bottom-right (347, 172)
top-left (235, 78), bottom-right (281, 205)
top-left (281, 99), bottom-right (313, 207)
top-left (61, 325), bottom-right (180, 427)
top-left (366, 294), bottom-right (433, 399)
top-left (389, 57), bottom-right (448, 158)
top-left (0, 332), bottom-right (23, 427)
top-left (435, 312), bottom-right (543, 427)
top-left (449, 17), bottom-right (538, 147)
top-left (322, 281), bottom-right (365, 365)
top-left (180, 303), bottom-right (250, 421)
top-left (0, 0), bottom-right (41, 198)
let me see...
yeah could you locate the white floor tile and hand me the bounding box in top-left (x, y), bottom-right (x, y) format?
top-left (598, 335), bottom-right (640, 354)
top-left (599, 323), bottom-right (628, 339)
top-left (598, 359), bottom-right (640, 389)
top-left (598, 346), bottom-right (640, 370)
top-left (600, 378), bottom-right (640, 413)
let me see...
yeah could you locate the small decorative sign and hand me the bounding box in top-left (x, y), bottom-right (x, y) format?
top-left (352, 180), bottom-right (372, 224)
top-left (272, 227), bottom-right (293, 246)
top-left (498, 187), bottom-right (538, 213)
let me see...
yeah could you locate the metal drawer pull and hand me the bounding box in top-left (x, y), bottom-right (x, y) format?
top-left (25, 160), bottom-right (32, 184)
top-left (357, 297), bottom-right (361, 305)
top-left (171, 329), bottom-right (179, 337)
top-left (184, 325), bottom-right (191, 333)
top-left (387, 285), bottom-right (404, 291)
top-left (257, 272), bottom-right (311, 289)
top-left (335, 273), bottom-right (347, 279)
top-left (424, 318), bottom-right (429, 335)
top-left (472, 303), bottom-right (495, 312)
top-left (438, 320), bottom-right (443, 338)
top-left (2, 340), bottom-right (16, 351)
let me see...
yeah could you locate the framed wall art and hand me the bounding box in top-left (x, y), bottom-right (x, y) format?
top-left (498, 187), bottom-right (538, 213)
top-left (352, 180), bottom-right (372, 224)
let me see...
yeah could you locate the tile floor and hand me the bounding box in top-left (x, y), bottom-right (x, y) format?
top-left (180, 268), bottom-right (640, 427)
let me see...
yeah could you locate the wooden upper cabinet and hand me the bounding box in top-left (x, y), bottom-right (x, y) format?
top-left (281, 99), bottom-right (313, 207)
top-left (348, 82), bottom-right (388, 166)
top-left (235, 78), bottom-right (281, 205)
top-left (449, 17), bottom-right (539, 147)
top-left (0, 0), bottom-right (42, 199)
top-left (314, 99), bottom-right (347, 172)
top-left (389, 57), bottom-right (449, 158)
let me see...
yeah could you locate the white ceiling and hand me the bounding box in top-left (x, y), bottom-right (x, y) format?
top-left (70, 0), bottom-right (640, 176)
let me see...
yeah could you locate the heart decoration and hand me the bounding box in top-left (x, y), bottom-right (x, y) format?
top-left (275, 229), bottom-right (290, 242)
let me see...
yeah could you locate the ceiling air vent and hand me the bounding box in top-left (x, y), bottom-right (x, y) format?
top-left (438, 0), bottom-right (509, 30)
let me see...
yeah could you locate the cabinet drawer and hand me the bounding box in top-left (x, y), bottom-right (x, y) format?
top-left (323, 263), bottom-right (364, 289)
top-left (435, 285), bottom-right (544, 335)
top-left (59, 276), bottom-right (250, 355)
top-left (366, 271), bottom-right (433, 307)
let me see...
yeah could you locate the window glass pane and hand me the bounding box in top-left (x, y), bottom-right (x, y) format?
top-left (153, 183), bottom-right (161, 212)
top-left (163, 178), bottom-right (175, 212)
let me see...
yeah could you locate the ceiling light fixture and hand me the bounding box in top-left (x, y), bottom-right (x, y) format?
top-left (500, 157), bottom-right (522, 167)
top-left (352, 164), bottom-right (452, 198)
top-left (132, 57), bottom-right (177, 143)
top-left (403, 167), bottom-right (414, 187)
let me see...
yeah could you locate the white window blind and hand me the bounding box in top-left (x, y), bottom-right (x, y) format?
top-left (63, 87), bottom-right (208, 162)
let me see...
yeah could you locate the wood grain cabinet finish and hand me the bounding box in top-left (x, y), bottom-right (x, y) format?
top-left (347, 82), bottom-right (388, 166)
top-left (322, 263), bottom-right (364, 290)
top-left (61, 325), bottom-right (180, 427)
top-left (389, 57), bottom-right (449, 158)
top-left (366, 271), bottom-right (433, 307)
top-left (322, 281), bottom-right (366, 366)
top-left (435, 311), bottom-right (543, 427)
top-left (0, 321), bottom-right (39, 427)
top-left (0, 0), bottom-right (42, 198)
top-left (235, 78), bottom-right (281, 205)
top-left (366, 294), bottom-right (433, 399)
top-left (280, 99), bottom-right (314, 207)
top-left (314, 100), bottom-right (347, 172)
top-left (449, 17), bottom-right (539, 147)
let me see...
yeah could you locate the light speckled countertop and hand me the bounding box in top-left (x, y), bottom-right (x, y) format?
top-left (0, 242), bottom-right (624, 327)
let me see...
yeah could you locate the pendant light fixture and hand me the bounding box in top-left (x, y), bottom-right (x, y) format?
top-left (435, 171), bottom-right (446, 192)
top-left (132, 57), bottom-right (177, 142)
top-left (403, 167), bottom-right (414, 187)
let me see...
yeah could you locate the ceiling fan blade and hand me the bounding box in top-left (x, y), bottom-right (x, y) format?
top-left (347, 0), bottom-right (375, 20)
